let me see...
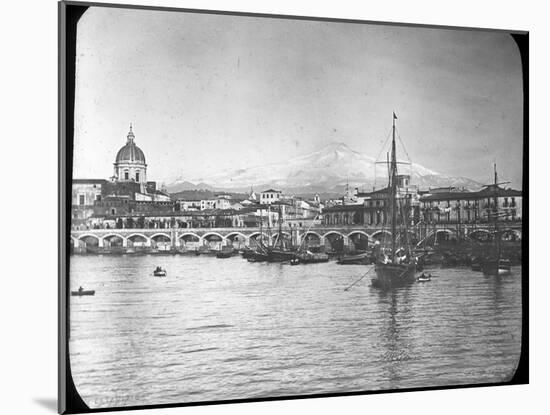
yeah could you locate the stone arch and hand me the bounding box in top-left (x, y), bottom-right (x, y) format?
top-left (178, 232), bottom-right (200, 241)
top-left (126, 233), bottom-right (148, 241)
top-left (150, 233), bottom-right (172, 250)
top-left (202, 232), bottom-right (225, 249)
top-left (202, 232), bottom-right (225, 241)
top-left (468, 229), bottom-right (492, 242)
top-left (77, 233), bottom-right (100, 242)
top-left (226, 231), bottom-right (247, 240)
top-left (371, 229), bottom-right (392, 238)
top-left (77, 234), bottom-right (101, 251)
top-left (500, 229), bottom-right (522, 242)
top-left (178, 232), bottom-right (200, 250)
top-left (150, 232), bottom-right (171, 241)
top-left (304, 231), bottom-right (322, 239)
top-left (226, 232), bottom-right (248, 248)
top-left (423, 229), bottom-right (459, 245)
top-left (302, 231), bottom-right (322, 249)
top-left (271, 231), bottom-right (291, 239)
top-left (348, 231), bottom-right (370, 251)
top-left (102, 233), bottom-right (126, 248)
top-left (248, 232), bottom-right (270, 247)
top-left (323, 231), bottom-right (346, 253)
top-left (126, 233), bottom-right (149, 248)
top-left (77, 233), bottom-right (101, 247)
top-left (370, 230), bottom-right (392, 247)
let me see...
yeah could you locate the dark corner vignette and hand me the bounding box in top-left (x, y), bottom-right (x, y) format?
top-left (59, 2), bottom-right (529, 413)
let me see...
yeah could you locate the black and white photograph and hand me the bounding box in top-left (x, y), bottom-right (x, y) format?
top-left (60, 2), bottom-right (527, 412)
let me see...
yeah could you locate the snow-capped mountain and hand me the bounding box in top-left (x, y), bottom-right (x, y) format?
top-left (166, 142), bottom-right (481, 193)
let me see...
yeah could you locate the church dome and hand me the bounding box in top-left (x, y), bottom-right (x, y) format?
top-left (115, 125), bottom-right (146, 164)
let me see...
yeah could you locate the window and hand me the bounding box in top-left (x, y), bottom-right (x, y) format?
top-left (79, 195), bottom-right (85, 205)
top-left (111, 208), bottom-right (116, 215)
top-left (124, 171), bottom-right (129, 180)
top-left (96, 195), bottom-right (102, 202)
top-left (136, 172), bottom-right (140, 182)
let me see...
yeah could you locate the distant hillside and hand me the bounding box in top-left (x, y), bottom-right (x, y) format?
top-left (171, 189), bottom-right (249, 202)
top-left (166, 142), bottom-right (482, 194)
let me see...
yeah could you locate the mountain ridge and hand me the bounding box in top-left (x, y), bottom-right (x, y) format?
top-left (167, 142), bottom-right (482, 194)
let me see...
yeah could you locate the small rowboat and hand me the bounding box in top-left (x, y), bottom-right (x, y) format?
top-left (417, 275), bottom-right (431, 283)
top-left (153, 268), bottom-right (167, 277)
top-left (71, 289), bottom-right (95, 296)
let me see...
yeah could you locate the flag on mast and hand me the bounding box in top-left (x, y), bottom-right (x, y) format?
top-left (393, 112), bottom-right (398, 120)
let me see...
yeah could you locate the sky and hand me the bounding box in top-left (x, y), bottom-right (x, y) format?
top-left (73, 6), bottom-right (524, 188)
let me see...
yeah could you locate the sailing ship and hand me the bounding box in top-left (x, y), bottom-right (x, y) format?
top-left (247, 205), bottom-right (270, 262)
top-left (478, 164), bottom-right (512, 276)
top-left (266, 202), bottom-right (297, 262)
top-left (371, 113), bottom-right (418, 289)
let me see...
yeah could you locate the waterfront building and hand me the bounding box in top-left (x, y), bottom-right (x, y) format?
top-left (322, 182), bottom-right (522, 228)
top-left (419, 185), bottom-right (522, 224)
top-left (71, 179), bottom-right (106, 224)
top-left (72, 125), bottom-right (171, 228)
top-left (322, 204), bottom-right (366, 226)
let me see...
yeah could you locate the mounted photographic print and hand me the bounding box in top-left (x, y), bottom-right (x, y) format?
top-left (59, 2), bottom-right (528, 413)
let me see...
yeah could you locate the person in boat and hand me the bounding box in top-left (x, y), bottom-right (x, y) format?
top-left (78, 286), bottom-right (83, 293)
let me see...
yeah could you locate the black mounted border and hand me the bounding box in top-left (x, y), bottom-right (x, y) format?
top-left (58, 1), bottom-right (529, 413)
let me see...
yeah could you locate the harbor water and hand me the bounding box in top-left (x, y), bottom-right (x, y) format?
top-left (69, 255), bottom-right (522, 408)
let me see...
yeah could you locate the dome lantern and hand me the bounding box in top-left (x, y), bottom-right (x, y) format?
top-left (127, 123), bottom-right (135, 143)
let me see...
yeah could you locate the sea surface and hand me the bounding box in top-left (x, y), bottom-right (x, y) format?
top-left (69, 255), bottom-right (522, 408)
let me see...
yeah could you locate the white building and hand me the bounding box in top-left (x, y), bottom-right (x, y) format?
top-left (260, 189), bottom-right (282, 205)
top-left (177, 200), bottom-right (201, 211)
top-left (200, 200), bottom-right (216, 210)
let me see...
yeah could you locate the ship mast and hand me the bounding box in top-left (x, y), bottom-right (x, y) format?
top-left (493, 163), bottom-right (501, 269)
top-left (390, 112), bottom-right (398, 261)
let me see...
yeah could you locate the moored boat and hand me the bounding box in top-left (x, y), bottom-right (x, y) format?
top-left (482, 258), bottom-right (511, 276)
top-left (373, 262), bottom-right (416, 288)
top-left (337, 252), bottom-right (372, 265)
top-left (297, 251), bottom-right (329, 264)
top-left (216, 246), bottom-right (235, 258)
top-left (371, 113), bottom-right (418, 289)
top-left (473, 165), bottom-right (514, 277)
top-left (266, 247), bottom-right (297, 262)
top-left (71, 287), bottom-right (95, 296)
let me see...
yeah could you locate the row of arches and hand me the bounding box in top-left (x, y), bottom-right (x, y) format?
top-left (71, 229), bottom-right (397, 252)
top-left (72, 227), bottom-right (521, 252)
top-left (417, 228), bottom-right (522, 247)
